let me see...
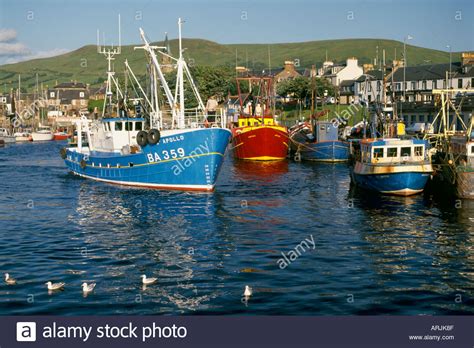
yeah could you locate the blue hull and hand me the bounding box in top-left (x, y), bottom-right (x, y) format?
top-left (64, 128), bottom-right (231, 191)
top-left (352, 171), bottom-right (431, 196)
top-left (299, 141), bottom-right (350, 162)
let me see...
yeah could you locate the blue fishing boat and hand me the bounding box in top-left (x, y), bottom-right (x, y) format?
top-left (350, 138), bottom-right (433, 195)
top-left (290, 121), bottom-right (350, 162)
top-left (61, 19), bottom-right (231, 191)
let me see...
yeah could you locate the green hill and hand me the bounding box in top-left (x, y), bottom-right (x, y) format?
top-left (0, 38), bottom-right (456, 91)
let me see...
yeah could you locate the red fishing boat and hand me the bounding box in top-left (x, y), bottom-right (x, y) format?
top-left (53, 131), bottom-right (70, 141)
top-left (231, 77), bottom-right (288, 160)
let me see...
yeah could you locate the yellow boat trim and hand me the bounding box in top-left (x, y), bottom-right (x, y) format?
top-left (68, 151), bottom-right (224, 169)
top-left (237, 125), bottom-right (287, 134)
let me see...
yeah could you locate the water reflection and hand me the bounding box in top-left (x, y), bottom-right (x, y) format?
top-left (68, 181), bottom-right (231, 312)
top-left (232, 159), bottom-right (288, 182)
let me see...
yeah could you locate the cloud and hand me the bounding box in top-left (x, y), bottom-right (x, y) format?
top-left (3, 48), bottom-right (71, 64)
top-left (0, 42), bottom-right (30, 56)
top-left (0, 28), bottom-right (69, 64)
top-left (0, 29), bottom-right (17, 42)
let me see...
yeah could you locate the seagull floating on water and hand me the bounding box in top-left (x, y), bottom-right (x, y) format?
top-left (243, 285), bottom-right (252, 297)
top-left (81, 282), bottom-right (96, 294)
top-left (4, 273), bottom-right (17, 285)
top-left (45, 281), bottom-right (65, 291)
top-left (141, 274), bottom-right (157, 285)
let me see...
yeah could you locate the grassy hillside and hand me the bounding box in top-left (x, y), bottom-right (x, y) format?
top-left (0, 38), bottom-right (456, 91)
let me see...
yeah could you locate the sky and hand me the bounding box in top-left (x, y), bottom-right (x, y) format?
top-left (0, 0), bottom-right (473, 64)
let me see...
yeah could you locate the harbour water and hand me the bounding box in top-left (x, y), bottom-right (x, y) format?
top-left (0, 141), bottom-right (473, 315)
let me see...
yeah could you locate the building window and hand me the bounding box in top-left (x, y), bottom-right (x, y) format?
top-left (458, 79), bottom-right (463, 88)
top-left (50, 92), bottom-right (55, 98)
top-left (411, 81), bottom-right (416, 90)
top-left (422, 81), bottom-right (427, 90)
top-left (377, 81), bottom-right (381, 91)
top-left (433, 80), bottom-right (437, 89)
top-left (471, 78), bottom-right (474, 88)
top-left (79, 92), bottom-right (85, 98)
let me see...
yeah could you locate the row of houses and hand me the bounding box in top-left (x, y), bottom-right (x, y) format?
top-left (0, 81), bottom-right (107, 118)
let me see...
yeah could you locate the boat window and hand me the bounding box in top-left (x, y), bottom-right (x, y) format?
top-left (401, 147), bottom-right (411, 157)
top-left (320, 125), bottom-right (325, 131)
top-left (135, 122), bottom-right (143, 131)
top-left (387, 147), bottom-right (398, 157)
top-left (373, 147), bottom-right (384, 158)
top-left (414, 146), bottom-right (424, 156)
top-left (125, 122), bottom-right (133, 131)
top-left (115, 122), bottom-right (123, 131)
top-left (471, 145), bottom-right (474, 155)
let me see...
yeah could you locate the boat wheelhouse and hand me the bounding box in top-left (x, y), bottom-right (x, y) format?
top-left (290, 121), bottom-right (350, 162)
top-left (351, 138), bottom-right (433, 196)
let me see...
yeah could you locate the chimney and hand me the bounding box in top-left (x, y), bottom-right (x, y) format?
top-left (363, 63), bottom-right (374, 73)
top-left (284, 61), bottom-right (295, 71)
top-left (461, 52), bottom-right (474, 66)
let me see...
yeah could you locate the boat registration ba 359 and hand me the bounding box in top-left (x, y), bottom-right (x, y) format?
top-left (147, 148), bottom-right (185, 163)
top-left (146, 135), bottom-right (186, 163)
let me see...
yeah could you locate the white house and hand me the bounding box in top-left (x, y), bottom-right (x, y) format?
top-left (321, 58), bottom-right (364, 86)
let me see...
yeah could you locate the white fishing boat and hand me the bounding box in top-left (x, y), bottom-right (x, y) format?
top-left (0, 128), bottom-right (16, 143)
top-left (14, 131), bottom-right (32, 142)
top-left (32, 126), bottom-right (54, 141)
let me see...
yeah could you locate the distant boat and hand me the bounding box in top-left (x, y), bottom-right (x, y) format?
top-left (0, 128), bottom-right (16, 144)
top-left (14, 131), bottom-right (32, 142)
top-left (290, 121), bottom-right (350, 162)
top-left (231, 77), bottom-right (288, 161)
top-left (350, 138), bottom-right (433, 196)
top-left (32, 126), bottom-right (54, 141)
top-left (53, 131), bottom-right (70, 141)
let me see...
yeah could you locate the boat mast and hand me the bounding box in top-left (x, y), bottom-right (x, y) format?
top-left (137, 28), bottom-right (176, 129)
top-left (176, 18), bottom-right (186, 128)
top-left (97, 14), bottom-right (123, 118)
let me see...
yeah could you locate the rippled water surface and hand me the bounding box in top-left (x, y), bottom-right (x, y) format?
top-left (0, 141), bottom-right (473, 315)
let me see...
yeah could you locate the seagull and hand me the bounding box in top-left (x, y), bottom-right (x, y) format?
top-left (243, 285), bottom-right (252, 297)
top-left (4, 273), bottom-right (17, 285)
top-left (141, 274), bottom-right (157, 285)
top-left (45, 281), bottom-right (65, 291)
top-left (81, 282), bottom-right (96, 294)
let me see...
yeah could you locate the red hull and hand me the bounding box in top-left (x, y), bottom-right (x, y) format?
top-left (232, 126), bottom-right (288, 160)
top-left (54, 134), bottom-right (69, 141)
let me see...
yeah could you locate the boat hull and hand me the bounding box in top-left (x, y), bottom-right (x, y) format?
top-left (232, 126), bottom-right (288, 160)
top-left (0, 136), bottom-right (16, 143)
top-left (456, 170), bottom-right (474, 199)
top-left (351, 162), bottom-right (432, 196)
top-left (64, 128), bottom-right (231, 191)
top-left (15, 136), bottom-right (31, 142)
top-left (54, 133), bottom-right (69, 141)
top-left (32, 133), bottom-right (54, 141)
top-left (295, 140), bottom-right (350, 162)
